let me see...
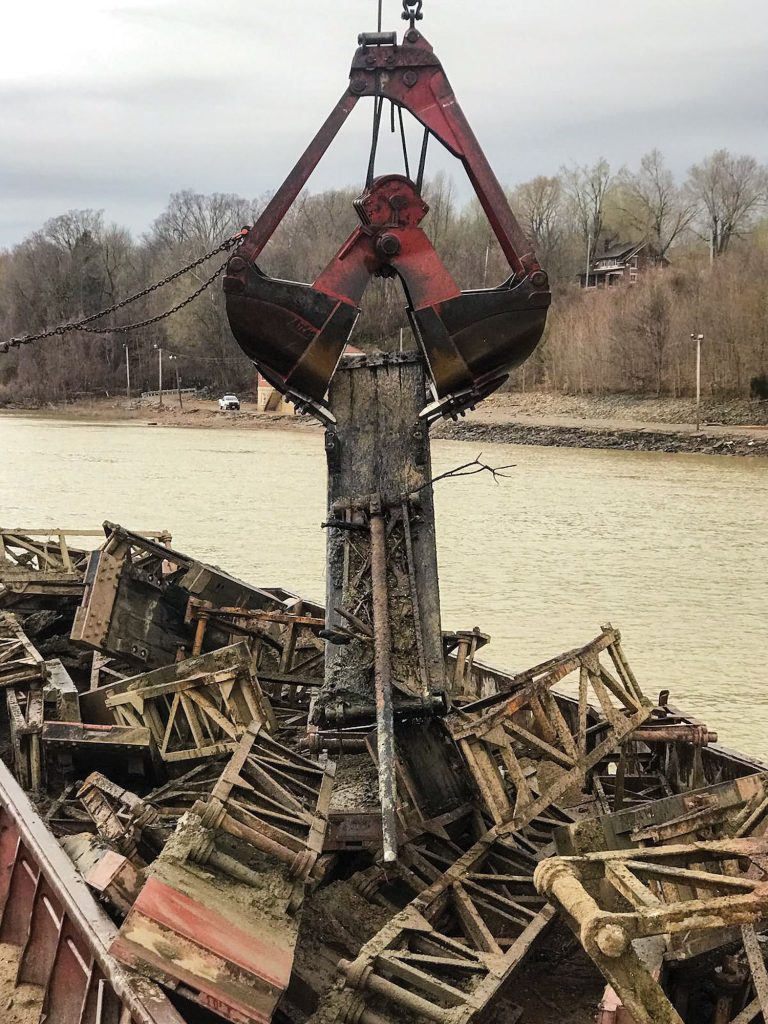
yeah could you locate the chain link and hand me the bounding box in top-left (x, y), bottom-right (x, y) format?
top-left (0, 228), bottom-right (249, 353)
top-left (402, 0), bottom-right (423, 27)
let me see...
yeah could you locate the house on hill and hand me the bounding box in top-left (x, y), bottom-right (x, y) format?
top-left (579, 241), bottom-right (669, 289)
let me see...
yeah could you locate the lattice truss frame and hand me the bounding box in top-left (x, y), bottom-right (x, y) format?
top-left (0, 611), bottom-right (47, 689)
top-left (185, 596), bottom-right (326, 719)
top-left (193, 719), bottom-right (336, 882)
top-left (444, 626), bottom-right (651, 829)
top-left (104, 642), bottom-right (273, 763)
top-left (535, 838), bottom-right (768, 1024)
top-left (336, 828), bottom-right (554, 1024)
top-left (0, 529), bottom-right (100, 604)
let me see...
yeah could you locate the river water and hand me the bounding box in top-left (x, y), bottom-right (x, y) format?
top-left (1, 415), bottom-right (766, 757)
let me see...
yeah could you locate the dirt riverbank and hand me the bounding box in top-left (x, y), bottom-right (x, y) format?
top-left (3, 393), bottom-right (768, 457)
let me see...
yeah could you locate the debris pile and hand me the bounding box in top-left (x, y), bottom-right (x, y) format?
top-left (2, 522), bottom-right (768, 1024)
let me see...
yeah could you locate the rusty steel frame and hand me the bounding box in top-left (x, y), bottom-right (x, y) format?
top-left (336, 826), bottom-right (554, 1024)
top-left (444, 627), bottom-right (651, 829)
top-left (71, 522), bottom-right (286, 669)
top-left (193, 719), bottom-right (336, 882)
top-left (0, 756), bottom-right (186, 1024)
top-left (7, 685), bottom-right (44, 792)
top-left (443, 628), bottom-right (491, 699)
top-left (0, 528), bottom-right (94, 605)
top-left (0, 610), bottom-right (47, 689)
top-left (185, 596), bottom-right (324, 722)
top-left (145, 760), bottom-right (225, 822)
top-left (558, 771), bottom-right (768, 856)
top-left (78, 771), bottom-right (163, 859)
top-left (102, 642), bottom-right (273, 763)
top-left (535, 838), bottom-right (768, 1024)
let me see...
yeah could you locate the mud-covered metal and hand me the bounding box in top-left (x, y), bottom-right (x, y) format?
top-left (535, 839), bottom-right (768, 1024)
top-left (0, 758), bottom-right (186, 1024)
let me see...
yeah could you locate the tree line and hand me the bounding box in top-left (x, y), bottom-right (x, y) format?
top-left (1, 147), bottom-right (767, 406)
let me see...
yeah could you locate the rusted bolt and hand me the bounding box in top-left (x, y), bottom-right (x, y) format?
top-left (338, 958), bottom-right (372, 989)
top-left (403, 69), bottom-right (418, 87)
top-left (406, 29), bottom-right (420, 43)
top-left (350, 76), bottom-right (367, 94)
top-left (376, 233), bottom-right (401, 259)
top-left (531, 270), bottom-right (548, 289)
top-left (227, 256), bottom-right (246, 274)
top-left (595, 923), bottom-right (628, 958)
top-left (365, 53), bottom-right (376, 67)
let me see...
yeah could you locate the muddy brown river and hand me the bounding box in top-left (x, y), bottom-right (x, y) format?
top-left (1, 415), bottom-right (766, 756)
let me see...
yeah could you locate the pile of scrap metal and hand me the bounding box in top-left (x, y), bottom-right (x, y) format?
top-left (2, 522), bottom-right (768, 1024)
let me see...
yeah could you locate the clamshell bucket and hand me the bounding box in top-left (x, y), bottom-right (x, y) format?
top-left (224, 259), bottom-right (358, 410)
top-left (222, 28), bottom-right (552, 419)
top-left (408, 278), bottom-right (551, 401)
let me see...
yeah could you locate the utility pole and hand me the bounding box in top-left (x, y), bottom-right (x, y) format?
top-left (154, 345), bottom-right (163, 409)
top-left (124, 343), bottom-right (131, 404)
top-left (169, 354), bottom-right (183, 410)
top-left (585, 232), bottom-right (592, 289)
top-left (691, 333), bottom-right (704, 432)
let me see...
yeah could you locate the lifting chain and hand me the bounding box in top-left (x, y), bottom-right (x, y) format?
top-left (0, 228), bottom-right (250, 353)
top-left (402, 0), bottom-right (423, 28)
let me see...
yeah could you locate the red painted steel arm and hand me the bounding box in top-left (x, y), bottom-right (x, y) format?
top-left (347, 29), bottom-right (542, 281)
top-left (237, 29), bottom-right (541, 283)
top-left (225, 27), bottom-right (550, 419)
top-left (237, 90), bottom-right (359, 264)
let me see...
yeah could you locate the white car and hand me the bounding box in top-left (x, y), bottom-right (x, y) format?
top-left (219, 394), bottom-right (240, 411)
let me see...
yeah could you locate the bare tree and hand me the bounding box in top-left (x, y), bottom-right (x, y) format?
top-left (686, 149), bottom-right (768, 255)
top-left (513, 175), bottom-right (563, 266)
top-left (561, 158), bottom-right (614, 247)
top-left (631, 280), bottom-right (672, 395)
top-left (619, 150), bottom-right (695, 256)
top-left (43, 210), bottom-right (105, 253)
top-left (151, 191), bottom-right (260, 253)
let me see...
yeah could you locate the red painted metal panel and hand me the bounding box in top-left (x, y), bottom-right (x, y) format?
top-left (41, 920), bottom-right (93, 1023)
top-left (132, 878), bottom-right (292, 986)
top-left (17, 877), bottom-right (64, 987)
top-left (0, 840), bottom-right (39, 945)
top-left (0, 758), bottom-right (188, 1024)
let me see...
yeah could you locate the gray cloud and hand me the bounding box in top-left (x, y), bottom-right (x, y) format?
top-left (2, 0), bottom-right (767, 247)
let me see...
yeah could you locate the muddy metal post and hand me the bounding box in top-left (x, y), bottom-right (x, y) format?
top-left (319, 352), bottom-right (444, 707)
top-left (314, 352), bottom-right (461, 843)
top-left (369, 492), bottom-right (397, 861)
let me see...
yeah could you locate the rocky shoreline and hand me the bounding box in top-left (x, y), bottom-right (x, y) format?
top-left (433, 419), bottom-right (768, 457)
top-left (4, 399), bottom-right (768, 457)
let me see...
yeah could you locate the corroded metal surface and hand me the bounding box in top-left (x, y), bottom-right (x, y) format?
top-left (0, 757), bottom-right (186, 1024)
top-left (535, 839), bottom-right (768, 1024)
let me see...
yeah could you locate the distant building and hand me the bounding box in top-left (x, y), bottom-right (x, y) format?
top-left (256, 373), bottom-right (296, 414)
top-left (255, 343), bottom-right (366, 413)
top-left (579, 240), bottom-right (669, 289)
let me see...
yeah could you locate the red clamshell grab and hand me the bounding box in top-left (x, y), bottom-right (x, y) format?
top-left (223, 28), bottom-right (550, 419)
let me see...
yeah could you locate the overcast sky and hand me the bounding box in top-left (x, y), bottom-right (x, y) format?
top-left (2, 0), bottom-right (767, 248)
